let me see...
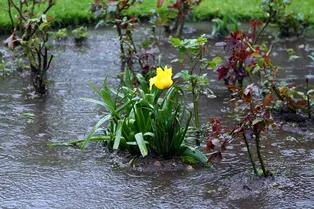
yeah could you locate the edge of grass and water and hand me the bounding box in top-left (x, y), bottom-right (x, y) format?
top-left (0, 0), bottom-right (313, 34)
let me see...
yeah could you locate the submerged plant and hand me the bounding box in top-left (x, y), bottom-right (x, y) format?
top-left (53, 28), bottom-right (68, 41)
top-left (90, 0), bottom-right (158, 74)
top-left (274, 79), bottom-right (314, 120)
top-left (215, 20), bottom-right (266, 87)
top-left (0, 50), bottom-right (9, 77)
top-left (0, 60), bottom-right (10, 77)
top-left (207, 84), bottom-right (276, 177)
top-left (230, 84), bottom-right (275, 177)
top-left (72, 26), bottom-right (88, 44)
top-left (211, 14), bottom-right (239, 37)
top-left (5, 0), bottom-right (55, 94)
top-left (90, 0), bottom-right (137, 59)
top-left (156, 0), bottom-right (202, 37)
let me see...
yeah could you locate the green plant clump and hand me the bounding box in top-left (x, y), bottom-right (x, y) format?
top-left (211, 13), bottom-right (239, 37)
top-left (62, 67), bottom-right (207, 163)
top-left (53, 28), bottom-right (68, 41)
top-left (72, 26), bottom-right (88, 43)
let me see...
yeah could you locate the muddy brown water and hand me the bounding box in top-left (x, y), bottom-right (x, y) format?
top-left (1, 23), bottom-right (314, 208)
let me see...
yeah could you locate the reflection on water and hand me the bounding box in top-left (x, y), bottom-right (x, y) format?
top-left (0, 25), bottom-right (314, 208)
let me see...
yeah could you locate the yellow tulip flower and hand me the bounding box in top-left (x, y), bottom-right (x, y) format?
top-left (149, 66), bottom-right (173, 90)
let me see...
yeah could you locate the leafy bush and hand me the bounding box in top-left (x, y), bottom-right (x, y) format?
top-left (5, 0), bottom-right (55, 94)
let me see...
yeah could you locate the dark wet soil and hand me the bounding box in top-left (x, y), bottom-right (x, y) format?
top-left (273, 110), bottom-right (314, 140)
top-left (104, 150), bottom-right (203, 173)
top-left (222, 172), bottom-right (280, 200)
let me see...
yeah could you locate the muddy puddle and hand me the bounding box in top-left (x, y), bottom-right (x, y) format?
top-left (0, 23), bottom-right (314, 208)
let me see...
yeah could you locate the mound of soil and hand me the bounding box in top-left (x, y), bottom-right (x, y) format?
top-left (106, 150), bottom-right (203, 173)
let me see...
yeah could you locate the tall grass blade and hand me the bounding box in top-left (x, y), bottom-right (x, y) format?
top-left (135, 132), bottom-right (148, 157)
top-left (81, 114), bottom-right (111, 149)
top-left (113, 120), bottom-right (123, 150)
top-left (81, 98), bottom-right (108, 109)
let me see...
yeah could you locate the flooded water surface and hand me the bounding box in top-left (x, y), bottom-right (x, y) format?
top-left (1, 24), bottom-right (314, 208)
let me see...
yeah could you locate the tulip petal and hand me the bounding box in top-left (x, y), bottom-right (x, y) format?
top-left (149, 77), bottom-right (157, 90)
top-left (150, 66), bottom-right (173, 90)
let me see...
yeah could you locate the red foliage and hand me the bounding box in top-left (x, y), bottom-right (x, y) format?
top-left (206, 118), bottom-right (232, 162)
top-left (250, 20), bottom-right (263, 27)
top-left (206, 84), bottom-right (277, 163)
top-left (215, 21), bottom-right (266, 85)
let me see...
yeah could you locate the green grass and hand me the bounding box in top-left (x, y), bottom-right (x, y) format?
top-left (47, 0), bottom-right (94, 27)
top-left (194, 0), bottom-right (314, 21)
top-left (0, 0), bottom-right (93, 33)
top-left (0, 0), bottom-right (313, 34)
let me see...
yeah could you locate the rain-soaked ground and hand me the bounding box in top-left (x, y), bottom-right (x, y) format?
top-left (0, 23), bottom-right (314, 208)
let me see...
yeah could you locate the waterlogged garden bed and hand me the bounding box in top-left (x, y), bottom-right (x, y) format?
top-left (1, 25), bottom-right (314, 208)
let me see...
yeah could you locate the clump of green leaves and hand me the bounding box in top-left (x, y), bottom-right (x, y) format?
top-left (53, 28), bottom-right (68, 41)
top-left (13, 57), bottom-right (29, 71)
top-left (0, 60), bottom-right (10, 77)
top-left (57, 69), bottom-right (207, 163)
top-left (0, 50), bottom-right (10, 77)
top-left (72, 26), bottom-right (88, 43)
top-left (211, 13), bottom-right (239, 37)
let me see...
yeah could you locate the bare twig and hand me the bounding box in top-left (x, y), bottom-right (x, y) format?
top-left (26, 1), bottom-right (55, 40)
top-left (243, 133), bottom-right (258, 175)
top-left (9, 0), bottom-right (26, 21)
top-left (45, 55), bottom-right (54, 71)
top-left (254, 129), bottom-right (267, 177)
top-left (7, 0), bottom-right (14, 30)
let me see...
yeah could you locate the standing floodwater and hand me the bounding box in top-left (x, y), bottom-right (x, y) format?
top-left (1, 25), bottom-right (314, 208)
